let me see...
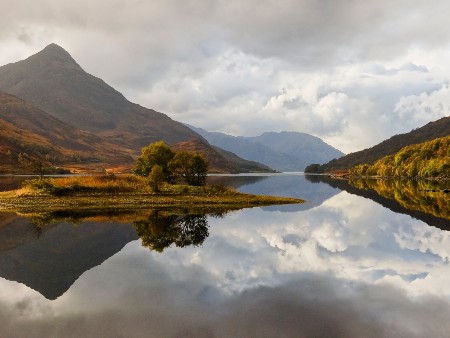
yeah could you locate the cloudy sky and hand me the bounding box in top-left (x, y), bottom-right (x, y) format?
top-left (1, 0), bottom-right (450, 153)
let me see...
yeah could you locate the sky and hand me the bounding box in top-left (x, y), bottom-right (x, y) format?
top-left (1, 0), bottom-right (450, 153)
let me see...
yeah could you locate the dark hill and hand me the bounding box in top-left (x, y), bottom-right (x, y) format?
top-left (306, 116), bottom-right (450, 173)
top-left (0, 44), bottom-right (202, 149)
top-left (189, 127), bottom-right (344, 171)
top-left (0, 91), bottom-right (133, 173)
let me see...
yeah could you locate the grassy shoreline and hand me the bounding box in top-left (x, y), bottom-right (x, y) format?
top-left (0, 175), bottom-right (304, 214)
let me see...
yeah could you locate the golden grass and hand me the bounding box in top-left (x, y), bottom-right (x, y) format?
top-left (0, 175), bottom-right (304, 214)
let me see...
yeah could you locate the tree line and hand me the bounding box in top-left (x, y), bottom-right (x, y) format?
top-left (349, 135), bottom-right (450, 178)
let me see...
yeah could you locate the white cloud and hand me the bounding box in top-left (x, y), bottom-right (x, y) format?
top-left (1, 0), bottom-right (450, 152)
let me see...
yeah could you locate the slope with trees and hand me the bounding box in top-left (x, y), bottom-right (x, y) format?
top-left (305, 116), bottom-right (450, 173)
top-left (349, 135), bottom-right (450, 178)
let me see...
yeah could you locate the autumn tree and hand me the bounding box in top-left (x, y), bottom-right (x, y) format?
top-left (133, 141), bottom-right (175, 182)
top-left (148, 164), bottom-right (164, 192)
top-left (169, 151), bottom-right (208, 186)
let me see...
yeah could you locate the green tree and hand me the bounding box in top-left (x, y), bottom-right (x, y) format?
top-left (133, 141), bottom-right (175, 182)
top-left (148, 164), bottom-right (164, 192)
top-left (169, 151), bottom-right (208, 186)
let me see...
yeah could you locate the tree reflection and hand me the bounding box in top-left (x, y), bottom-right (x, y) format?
top-left (8, 207), bottom-right (228, 253)
top-left (133, 210), bottom-right (210, 252)
top-left (346, 178), bottom-right (450, 221)
top-left (306, 174), bottom-right (450, 229)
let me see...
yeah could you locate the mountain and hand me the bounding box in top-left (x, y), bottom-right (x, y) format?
top-left (189, 127), bottom-right (344, 171)
top-left (0, 91), bottom-right (133, 173)
top-left (171, 139), bottom-right (272, 173)
top-left (306, 116), bottom-right (450, 173)
top-left (0, 43), bottom-right (202, 149)
top-left (0, 44), bottom-right (269, 173)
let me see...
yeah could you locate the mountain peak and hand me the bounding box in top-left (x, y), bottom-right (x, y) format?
top-left (33, 43), bottom-right (79, 65)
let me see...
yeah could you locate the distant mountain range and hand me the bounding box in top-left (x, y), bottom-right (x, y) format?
top-left (306, 116), bottom-right (450, 173)
top-left (0, 44), bottom-right (269, 173)
top-left (188, 126), bottom-right (344, 171)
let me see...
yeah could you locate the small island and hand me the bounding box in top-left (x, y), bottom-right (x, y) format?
top-left (0, 141), bottom-right (304, 215)
top-left (0, 174), bottom-right (303, 214)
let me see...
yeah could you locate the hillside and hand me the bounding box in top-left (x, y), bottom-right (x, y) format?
top-left (189, 127), bottom-right (344, 171)
top-left (0, 91), bottom-right (133, 173)
top-left (0, 44), bottom-right (268, 173)
top-left (350, 135), bottom-right (450, 178)
top-left (306, 116), bottom-right (450, 173)
top-left (0, 44), bottom-right (203, 149)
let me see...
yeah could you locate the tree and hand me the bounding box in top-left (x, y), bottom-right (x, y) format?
top-left (18, 152), bottom-right (53, 178)
top-left (148, 164), bottom-right (164, 192)
top-left (169, 151), bottom-right (208, 186)
top-left (133, 141), bottom-right (175, 182)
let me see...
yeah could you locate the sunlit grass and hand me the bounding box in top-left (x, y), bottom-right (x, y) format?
top-left (0, 174), bottom-right (304, 214)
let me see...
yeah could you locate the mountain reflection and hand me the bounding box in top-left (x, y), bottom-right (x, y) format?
top-left (0, 208), bottom-right (219, 299)
top-left (307, 175), bottom-right (450, 230)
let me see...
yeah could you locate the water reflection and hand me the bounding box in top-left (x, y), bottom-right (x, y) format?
top-left (307, 175), bottom-right (450, 230)
top-left (0, 209), bottom-right (217, 300)
top-left (209, 173), bottom-right (340, 211)
top-left (135, 210), bottom-right (213, 252)
top-left (1, 175), bottom-right (450, 337)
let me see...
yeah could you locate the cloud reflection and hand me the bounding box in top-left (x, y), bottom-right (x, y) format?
top-left (0, 255), bottom-right (449, 338)
top-left (0, 186), bottom-right (450, 336)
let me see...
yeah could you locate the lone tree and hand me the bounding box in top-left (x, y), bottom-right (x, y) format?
top-left (133, 141), bottom-right (175, 182)
top-left (169, 151), bottom-right (208, 186)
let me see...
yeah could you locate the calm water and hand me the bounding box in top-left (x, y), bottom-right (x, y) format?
top-left (0, 174), bottom-right (449, 337)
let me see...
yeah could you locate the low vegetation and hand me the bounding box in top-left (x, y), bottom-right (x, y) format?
top-left (349, 135), bottom-right (450, 179)
top-left (0, 174), bottom-right (303, 214)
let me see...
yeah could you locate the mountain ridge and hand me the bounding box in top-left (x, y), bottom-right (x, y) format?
top-left (188, 126), bottom-right (344, 171)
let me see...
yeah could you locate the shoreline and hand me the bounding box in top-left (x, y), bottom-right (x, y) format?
top-left (0, 191), bottom-right (304, 214)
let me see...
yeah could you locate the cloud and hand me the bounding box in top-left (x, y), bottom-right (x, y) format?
top-left (1, 0), bottom-right (450, 152)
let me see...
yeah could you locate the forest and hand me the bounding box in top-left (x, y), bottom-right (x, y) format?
top-left (349, 135), bottom-right (450, 178)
